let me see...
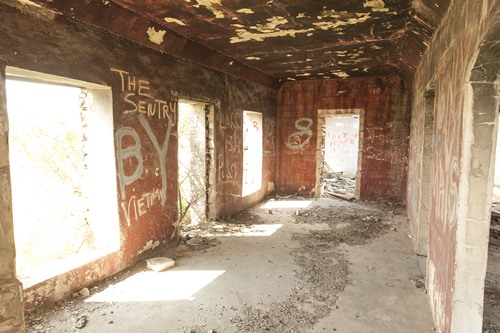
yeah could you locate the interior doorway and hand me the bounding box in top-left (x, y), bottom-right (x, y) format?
top-left (177, 100), bottom-right (215, 228)
top-left (316, 109), bottom-right (363, 200)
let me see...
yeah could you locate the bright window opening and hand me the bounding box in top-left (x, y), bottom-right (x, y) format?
top-left (242, 111), bottom-right (262, 197)
top-left (6, 67), bottom-right (119, 288)
top-left (178, 101), bottom-right (209, 227)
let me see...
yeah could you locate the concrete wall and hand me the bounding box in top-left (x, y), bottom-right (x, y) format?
top-left (0, 2), bottom-right (276, 313)
top-left (406, 0), bottom-right (499, 331)
top-left (277, 77), bottom-right (410, 202)
top-left (0, 64), bottom-right (25, 333)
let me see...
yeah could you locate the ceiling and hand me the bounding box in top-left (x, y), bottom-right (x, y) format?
top-left (30, 0), bottom-right (451, 86)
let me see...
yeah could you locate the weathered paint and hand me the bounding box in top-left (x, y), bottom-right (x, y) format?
top-left (406, 0), bottom-right (499, 331)
top-left (0, 2), bottom-right (276, 310)
top-left (29, 0), bottom-right (450, 82)
top-left (277, 77), bottom-right (410, 202)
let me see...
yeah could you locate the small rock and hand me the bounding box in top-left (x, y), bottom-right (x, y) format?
top-left (79, 288), bottom-right (90, 297)
top-left (72, 293), bottom-right (79, 298)
top-left (74, 316), bottom-right (87, 329)
top-left (187, 236), bottom-right (204, 246)
top-left (268, 209), bottom-right (273, 214)
top-left (295, 210), bottom-right (301, 216)
top-left (146, 257), bottom-right (175, 272)
top-left (108, 320), bottom-right (114, 324)
top-left (390, 227), bottom-right (396, 231)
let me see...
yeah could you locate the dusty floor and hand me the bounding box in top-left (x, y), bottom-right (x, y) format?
top-left (26, 198), bottom-right (436, 333)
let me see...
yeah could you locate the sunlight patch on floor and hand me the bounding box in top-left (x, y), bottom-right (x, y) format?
top-left (86, 270), bottom-right (225, 302)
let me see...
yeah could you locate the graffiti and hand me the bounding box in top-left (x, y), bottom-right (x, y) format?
top-left (111, 68), bottom-right (177, 124)
top-left (252, 121), bottom-right (259, 131)
top-left (218, 153), bottom-right (238, 181)
top-left (263, 118), bottom-right (276, 155)
top-left (116, 114), bottom-right (174, 225)
top-left (326, 131), bottom-right (359, 149)
top-left (219, 112), bottom-right (242, 130)
top-left (365, 126), bottom-right (395, 145)
top-left (225, 135), bottom-right (242, 153)
top-left (285, 117), bottom-right (313, 151)
top-left (217, 110), bottom-right (243, 188)
top-left (120, 187), bottom-right (165, 227)
top-left (364, 146), bottom-right (408, 165)
top-left (116, 127), bottom-right (143, 200)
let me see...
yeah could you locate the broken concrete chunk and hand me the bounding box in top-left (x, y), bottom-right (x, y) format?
top-left (79, 287), bottom-right (90, 297)
top-left (146, 257), bottom-right (175, 272)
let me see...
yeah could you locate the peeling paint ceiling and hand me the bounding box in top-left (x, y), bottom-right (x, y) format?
top-left (30, 0), bottom-right (451, 85)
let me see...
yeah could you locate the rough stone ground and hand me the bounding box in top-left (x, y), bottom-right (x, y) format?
top-left (25, 198), bottom-right (435, 333)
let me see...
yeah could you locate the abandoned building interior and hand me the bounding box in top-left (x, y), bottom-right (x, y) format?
top-left (0, 0), bottom-right (499, 332)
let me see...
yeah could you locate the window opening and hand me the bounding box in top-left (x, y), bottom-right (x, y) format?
top-left (242, 111), bottom-right (262, 197)
top-left (6, 67), bottom-right (118, 288)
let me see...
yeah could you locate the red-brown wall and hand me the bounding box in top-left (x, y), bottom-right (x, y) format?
top-left (406, 0), bottom-right (499, 331)
top-left (277, 77), bottom-right (410, 202)
top-left (0, 4), bottom-right (276, 308)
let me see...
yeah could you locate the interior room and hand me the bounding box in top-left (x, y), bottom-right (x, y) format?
top-left (0, 0), bottom-right (498, 332)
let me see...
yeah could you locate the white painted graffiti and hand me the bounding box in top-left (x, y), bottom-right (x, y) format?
top-left (285, 117), bottom-right (313, 151)
top-left (111, 68), bottom-right (177, 124)
top-left (120, 187), bottom-right (165, 227)
top-left (116, 114), bottom-right (174, 225)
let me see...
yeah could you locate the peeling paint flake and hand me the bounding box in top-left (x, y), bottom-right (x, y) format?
top-left (313, 12), bottom-right (371, 31)
top-left (364, 0), bottom-right (389, 12)
top-left (237, 8), bottom-right (254, 14)
top-left (331, 70), bottom-right (350, 78)
top-left (230, 16), bottom-right (314, 43)
top-left (17, 0), bottom-right (42, 8)
top-left (164, 17), bottom-right (186, 26)
top-left (246, 56), bottom-right (261, 60)
top-left (194, 0), bottom-right (225, 18)
top-left (147, 27), bottom-right (167, 45)
top-left (296, 13), bottom-right (306, 19)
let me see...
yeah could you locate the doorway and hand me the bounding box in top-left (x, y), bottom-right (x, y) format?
top-left (316, 109), bottom-right (363, 200)
top-left (177, 100), bottom-right (215, 228)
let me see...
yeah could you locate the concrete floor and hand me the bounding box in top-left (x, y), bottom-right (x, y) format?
top-left (26, 198), bottom-right (435, 333)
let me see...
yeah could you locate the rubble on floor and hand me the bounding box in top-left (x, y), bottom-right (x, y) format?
top-left (321, 171), bottom-right (356, 201)
top-left (24, 198), bottom-right (433, 333)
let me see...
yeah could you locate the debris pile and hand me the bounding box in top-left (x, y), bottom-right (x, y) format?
top-left (322, 172), bottom-right (356, 201)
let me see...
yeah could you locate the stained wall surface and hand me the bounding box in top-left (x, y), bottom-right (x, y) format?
top-left (277, 77), bottom-right (410, 202)
top-left (0, 3), bottom-right (276, 310)
top-left (406, 0), bottom-right (499, 331)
